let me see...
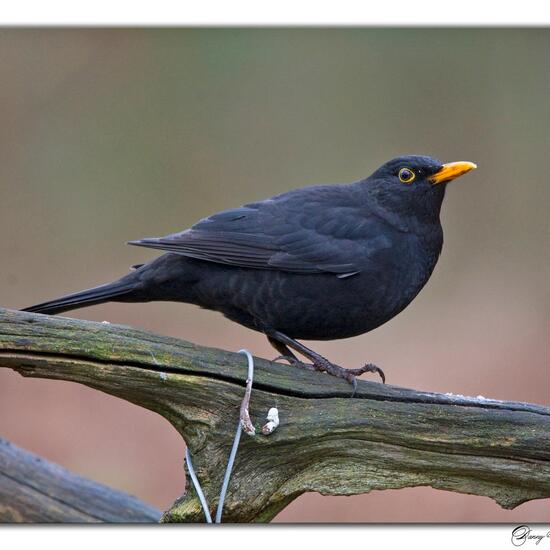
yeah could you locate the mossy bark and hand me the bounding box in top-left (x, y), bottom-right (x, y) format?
top-left (0, 307), bottom-right (549, 522)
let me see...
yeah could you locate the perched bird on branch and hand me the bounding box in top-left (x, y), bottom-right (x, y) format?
top-left (23, 155), bottom-right (476, 391)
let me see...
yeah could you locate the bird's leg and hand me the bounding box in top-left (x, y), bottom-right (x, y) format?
top-left (268, 336), bottom-right (318, 371)
top-left (268, 336), bottom-right (299, 362)
top-left (266, 330), bottom-right (385, 395)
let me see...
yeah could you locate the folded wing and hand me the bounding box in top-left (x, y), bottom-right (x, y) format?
top-left (129, 185), bottom-right (391, 277)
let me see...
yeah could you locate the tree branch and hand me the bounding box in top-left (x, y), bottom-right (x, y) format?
top-left (0, 307), bottom-right (549, 523)
top-left (0, 436), bottom-right (161, 523)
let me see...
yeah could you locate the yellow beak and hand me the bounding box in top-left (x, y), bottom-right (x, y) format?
top-left (429, 161), bottom-right (477, 185)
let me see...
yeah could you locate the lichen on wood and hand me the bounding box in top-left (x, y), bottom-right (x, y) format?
top-left (0, 307), bottom-right (549, 523)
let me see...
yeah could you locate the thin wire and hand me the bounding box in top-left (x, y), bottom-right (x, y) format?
top-left (185, 447), bottom-right (212, 523)
top-left (214, 349), bottom-right (254, 523)
top-left (184, 348), bottom-right (254, 524)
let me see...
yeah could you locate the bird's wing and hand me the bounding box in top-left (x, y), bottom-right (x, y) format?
top-left (129, 184), bottom-right (392, 276)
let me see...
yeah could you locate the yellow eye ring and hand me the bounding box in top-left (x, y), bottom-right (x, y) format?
top-left (398, 167), bottom-right (416, 184)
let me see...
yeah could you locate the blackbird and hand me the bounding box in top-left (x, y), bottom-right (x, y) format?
top-left (23, 155), bottom-right (476, 390)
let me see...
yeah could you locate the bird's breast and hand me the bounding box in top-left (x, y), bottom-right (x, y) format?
top-left (239, 230), bottom-right (442, 340)
top-left (186, 226), bottom-right (443, 341)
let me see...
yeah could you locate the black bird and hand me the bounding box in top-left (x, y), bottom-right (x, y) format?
top-left (23, 155), bottom-right (476, 390)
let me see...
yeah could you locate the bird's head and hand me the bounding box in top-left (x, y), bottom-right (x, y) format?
top-left (365, 155), bottom-right (477, 222)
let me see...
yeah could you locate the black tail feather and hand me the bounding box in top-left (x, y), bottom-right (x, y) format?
top-left (22, 280), bottom-right (136, 316)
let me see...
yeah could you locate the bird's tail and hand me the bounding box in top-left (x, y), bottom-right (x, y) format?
top-left (22, 279), bottom-right (137, 316)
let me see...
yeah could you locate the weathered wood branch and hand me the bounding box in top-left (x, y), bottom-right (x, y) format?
top-left (0, 307), bottom-right (549, 523)
top-left (0, 437), bottom-right (161, 523)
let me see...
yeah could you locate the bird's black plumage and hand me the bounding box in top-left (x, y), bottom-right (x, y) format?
top-left (23, 155), bottom-right (476, 388)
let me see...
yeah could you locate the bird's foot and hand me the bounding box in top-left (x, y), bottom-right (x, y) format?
top-left (266, 329), bottom-right (385, 397)
top-left (313, 360), bottom-right (386, 397)
top-left (272, 352), bottom-right (385, 398)
top-left (347, 363), bottom-right (386, 384)
top-left (272, 355), bottom-right (319, 372)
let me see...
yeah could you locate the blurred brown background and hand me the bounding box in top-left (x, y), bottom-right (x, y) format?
top-left (0, 28), bottom-right (549, 522)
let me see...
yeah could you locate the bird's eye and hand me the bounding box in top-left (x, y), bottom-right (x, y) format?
top-left (398, 167), bottom-right (416, 184)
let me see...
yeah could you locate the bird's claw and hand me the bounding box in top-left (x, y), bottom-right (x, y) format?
top-left (347, 363), bottom-right (386, 384)
top-left (322, 361), bottom-right (385, 398)
top-left (272, 355), bottom-right (318, 371)
top-left (272, 354), bottom-right (292, 364)
top-left (349, 375), bottom-right (358, 398)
